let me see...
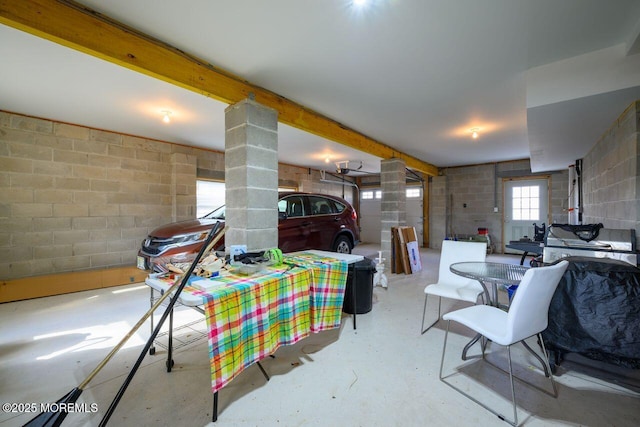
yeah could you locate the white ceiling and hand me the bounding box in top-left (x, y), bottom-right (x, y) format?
top-left (1, 0), bottom-right (640, 175)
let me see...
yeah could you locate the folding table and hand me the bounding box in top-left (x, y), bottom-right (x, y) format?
top-left (144, 250), bottom-right (363, 421)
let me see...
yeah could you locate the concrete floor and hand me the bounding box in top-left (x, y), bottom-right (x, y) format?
top-left (1, 244), bottom-right (639, 427)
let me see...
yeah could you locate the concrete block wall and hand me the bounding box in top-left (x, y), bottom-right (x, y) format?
top-left (296, 168), bottom-right (357, 204)
top-left (550, 168), bottom-right (570, 224)
top-left (440, 163), bottom-right (503, 250)
top-left (430, 160), bottom-right (569, 253)
top-left (501, 160), bottom-right (569, 225)
top-left (428, 176), bottom-right (447, 249)
top-left (171, 153), bottom-right (197, 219)
top-left (0, 110), bottom-right (356, 281)
top-left (582, 101), bottom-right (639, 234)
top-left (0, 112), bottom-right (199, 280)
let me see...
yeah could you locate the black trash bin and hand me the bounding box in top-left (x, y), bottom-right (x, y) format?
top-left (343, 258), bottom-right (375, 314)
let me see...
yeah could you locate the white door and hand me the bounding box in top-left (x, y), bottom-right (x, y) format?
top-left (503, 178), bottom-right (549, 253)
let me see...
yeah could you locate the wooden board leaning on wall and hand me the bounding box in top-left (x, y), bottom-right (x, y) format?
top-left (1, 266), bottom-right (148, 303)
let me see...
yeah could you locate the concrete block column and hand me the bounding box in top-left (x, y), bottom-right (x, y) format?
top-left (225, 98), bottom-right (279, 251)
top-left (380, 158), bottom-right (406, 266)
top-left (170, 153), bottom-right (197, 221)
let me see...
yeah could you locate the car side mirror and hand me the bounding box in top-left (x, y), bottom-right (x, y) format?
top-left (278, 211), bottom-right (288, 221)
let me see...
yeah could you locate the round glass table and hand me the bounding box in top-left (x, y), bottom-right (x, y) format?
top-left (449, 261), bottom-right (534, 362)
top-left (449, 261), bottom-right (529, 307)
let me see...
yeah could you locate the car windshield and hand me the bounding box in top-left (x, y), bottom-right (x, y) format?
top-left (201, 205), bottom-right (225, 220)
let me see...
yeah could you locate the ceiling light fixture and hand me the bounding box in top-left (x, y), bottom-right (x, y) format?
top-left (470, 127), bottom-right (480, 139)
top-left (161, 110), bottom-right (172, 124)
top-left (353, 0), bottom-right (368, 6)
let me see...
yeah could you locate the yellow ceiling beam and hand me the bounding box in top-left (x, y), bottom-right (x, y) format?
top-left (0, 0), bottom-right (438, 176)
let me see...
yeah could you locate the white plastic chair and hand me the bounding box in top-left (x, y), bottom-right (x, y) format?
top-left (439, 260), bottom-right (569, 426)
top-left (420, 240), bottom-right (487, 334)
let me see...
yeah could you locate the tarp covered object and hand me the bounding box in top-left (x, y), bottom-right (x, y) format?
top-left (543, 256), bottom-right (640, 369)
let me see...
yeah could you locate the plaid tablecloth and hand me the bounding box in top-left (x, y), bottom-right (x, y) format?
top-left (284, 253), bottom-right (349, 332)
top-left (179, 252), bottom-right (348, 393)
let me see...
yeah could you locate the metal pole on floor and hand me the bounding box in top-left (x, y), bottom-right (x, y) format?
top-left (99, 221), bottom-right (222, 426)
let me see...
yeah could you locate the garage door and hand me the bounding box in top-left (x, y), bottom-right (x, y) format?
top-left (359, 187), bottom-right (423, 245)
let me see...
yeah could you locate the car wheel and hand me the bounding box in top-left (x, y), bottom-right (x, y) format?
top-left (333, 235), bottom-right (352, 254)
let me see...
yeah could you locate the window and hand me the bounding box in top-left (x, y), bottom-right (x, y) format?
top-left (278, 195), bottom-right (305, 217)
top-left (197, 180), bottom-right (225, 218)
top-left (512, 185), bottom-right (540, 221)
top-left (308, 195), bottom-right (335, 215)
top-left (361, 190), bottom-right (381, 199)
top-left (362, 189), bottom-right (418, 199)
top-left (362, 190), bottom-right (374, 200)
top-left (406, 187), bottom-right (421, 198)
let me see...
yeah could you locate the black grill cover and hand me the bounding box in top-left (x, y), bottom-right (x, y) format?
top-left (542, 256), bottom-right (640, 369)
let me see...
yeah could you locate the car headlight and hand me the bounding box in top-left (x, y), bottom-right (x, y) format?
top-left (173, 231), bottom-right (209, 244)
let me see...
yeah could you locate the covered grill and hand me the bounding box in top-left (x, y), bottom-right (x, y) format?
top-left (543, 223), bottom-right (638, 266)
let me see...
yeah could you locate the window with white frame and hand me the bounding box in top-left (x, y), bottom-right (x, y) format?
top-left (512, 185), bottom-right (540, 221)
top-left (362, 190), bottom-right (375, 200)
top-left (362, 189), bottom-right (420, 199)
top-left (361, 190), bottom-right (382, 199)
top-left (406, 187), bottom-right (421, 198)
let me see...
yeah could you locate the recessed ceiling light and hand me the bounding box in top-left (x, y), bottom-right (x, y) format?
top-left (161, 110), bottom-right (172, 124)
top-left (353, 0), bottom-right (368, 6)
top-left (470, 127), bottom-right (480, 139)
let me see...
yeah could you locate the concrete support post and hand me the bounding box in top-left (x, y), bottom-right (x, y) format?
top-left (225, 98), bottom-right (279, 251)
top-left (380, 158), bottom-right (406, 267)
top-left (170, 153), bottom-right (197, 222)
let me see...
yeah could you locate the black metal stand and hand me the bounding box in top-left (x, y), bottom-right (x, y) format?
top-left (166, 308), bottom-right (174, 371)
top-left (212, 391), bottom-right (218, 422)
top-left (351, 263), bottom-right (357, 329)
top-left (211, 359), bottom-right (271, 422)
top-left (99, 222), bottom-right (222, 426)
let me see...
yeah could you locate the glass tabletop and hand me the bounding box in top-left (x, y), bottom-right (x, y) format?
top-left (450, 262), bottom-right (529, 285)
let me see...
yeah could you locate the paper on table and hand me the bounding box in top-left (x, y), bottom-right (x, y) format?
top-left (190, 278), bottom-right (227, 292)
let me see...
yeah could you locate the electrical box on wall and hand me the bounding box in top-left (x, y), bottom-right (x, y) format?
top-left (493, 207), bottom-right (498, 213)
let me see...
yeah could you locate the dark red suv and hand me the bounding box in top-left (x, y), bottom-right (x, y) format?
top-left (137, 192), bottom-right (360, 271)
